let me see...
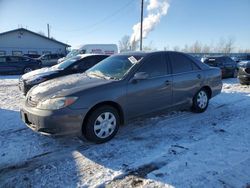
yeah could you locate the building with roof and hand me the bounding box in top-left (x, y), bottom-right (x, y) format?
top-left (0, 28), bottom-right (70, 56)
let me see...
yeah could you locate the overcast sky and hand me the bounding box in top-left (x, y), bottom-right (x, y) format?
top-left (0, 0), bottom-right (249, 50)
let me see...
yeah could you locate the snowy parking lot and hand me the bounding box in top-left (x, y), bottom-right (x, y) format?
top-left (0, 75), bottom-right (250, 188)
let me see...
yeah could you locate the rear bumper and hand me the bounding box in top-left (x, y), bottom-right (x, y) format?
top-left (20, 105), bottom-right (88, 136)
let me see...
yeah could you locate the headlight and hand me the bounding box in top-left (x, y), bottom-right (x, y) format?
top-left (27, 77), bottom-right (47, 85)
top-left (37, 97), bottom-right (78, 110)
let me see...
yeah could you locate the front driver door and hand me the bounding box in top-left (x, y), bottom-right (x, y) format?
top-left (126, 53), bottom-right (173, 119)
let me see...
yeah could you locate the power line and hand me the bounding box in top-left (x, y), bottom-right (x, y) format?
top-left (56, 0), bottom-right (134, 33)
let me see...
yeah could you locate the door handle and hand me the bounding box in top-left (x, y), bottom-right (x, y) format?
top-left (197, 74), bottom-right (201, 79)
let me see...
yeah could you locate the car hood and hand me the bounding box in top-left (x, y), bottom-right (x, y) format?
top-left (27, 73), bottom-right (113, 101)
top-left (22, 67), bottom-right (61, 80)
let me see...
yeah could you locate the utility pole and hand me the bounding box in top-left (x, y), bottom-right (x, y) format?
top-left (47, 24), bottom-right (50, 38)
top-left (140, 0), bottom-right (144, 51)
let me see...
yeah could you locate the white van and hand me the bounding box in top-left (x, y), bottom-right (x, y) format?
top-left (58, 44), bottom-right (118, 63)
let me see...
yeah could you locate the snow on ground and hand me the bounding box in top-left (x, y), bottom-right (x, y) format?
top-left (0, 76), bottom-right (249, 188)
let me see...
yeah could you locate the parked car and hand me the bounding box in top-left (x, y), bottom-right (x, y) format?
top-left (38, 53), bottom-right (64, 67)
top-left (19, 54), bottom-right (109, 95)
top-left (20, 51), bottom-right (222, 143)
top-left (23, 54), bottom-right (41, 59)
top-left (238, 55), bottom-right (250, 63)
top-left (58, 44), bottom-right (118, 63)
top-left (0, 56), bottom-right (41, 74)
top-left (204, 56), bottom-right (238, 78)
top-left (57, 49), bottom-right (78, 64)
top-left (237, 61), bottom-right (250, 85)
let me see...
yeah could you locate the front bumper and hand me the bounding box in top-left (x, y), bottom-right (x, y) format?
top-left (20, 105), bottom-right (88, 136)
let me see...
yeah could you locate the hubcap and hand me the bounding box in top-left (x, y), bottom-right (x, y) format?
top-left (24, 67), bottom-right (32, 73)
top-left (197, 90), bottom-right (208, 109)
top-left (94, 112), bottom-right (116, 138)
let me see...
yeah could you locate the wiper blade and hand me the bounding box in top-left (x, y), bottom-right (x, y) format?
top-left (88, 72), bottom-right (107, 79)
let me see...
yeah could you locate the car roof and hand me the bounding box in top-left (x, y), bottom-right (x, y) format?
top-left (118, 51), bottom-right (174, 57)
top-left (76, 54), bottom-right (109, 58)
top-left (206, 56), bottom-right (229, 59)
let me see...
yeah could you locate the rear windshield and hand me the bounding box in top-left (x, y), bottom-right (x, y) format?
top-left (204, 58), bottom-right (222, 66)
top-left (55, 56), bottom-right (82, 69)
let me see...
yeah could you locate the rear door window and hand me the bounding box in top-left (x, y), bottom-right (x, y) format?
top-left (169, 52), bottom-right (196, 74)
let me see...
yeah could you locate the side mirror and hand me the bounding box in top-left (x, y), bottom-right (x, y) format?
top-left (132, 72), bottom-right (149, 81)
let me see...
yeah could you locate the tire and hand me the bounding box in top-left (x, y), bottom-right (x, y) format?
top-left (83, 105), bottom-right (120, 143)
top-left (23, 67), bottom-right (33, 74)
top-left (239, 80), bottom-right (249, 85)
top-left (192, 89), bottom-right (209, 113)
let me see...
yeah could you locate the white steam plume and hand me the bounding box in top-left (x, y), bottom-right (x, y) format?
top-left (130, 0), bottom-right (170, 44)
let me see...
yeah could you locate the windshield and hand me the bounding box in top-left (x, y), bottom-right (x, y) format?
top-left (55, 56), bottom-right (82, 69)
top-left (66, 50), bottom-right (79, 58)
top-left (86, 55), bottom-right (144, 80)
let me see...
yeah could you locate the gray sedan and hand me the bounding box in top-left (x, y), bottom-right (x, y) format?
top-left (20, 51), bottom-right (222, 143)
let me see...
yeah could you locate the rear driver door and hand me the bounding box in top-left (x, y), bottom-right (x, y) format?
top-left (168, 52), bottom-right (203, 106)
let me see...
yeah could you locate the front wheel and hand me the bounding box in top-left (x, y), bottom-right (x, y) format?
top-left (192, 89), bottom-right (209, 113)
top-left (83, 106), bottom-right (120, 143)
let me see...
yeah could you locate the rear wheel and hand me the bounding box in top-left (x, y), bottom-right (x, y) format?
top-left (192, 89), bottom-right (209, 113)
top-left (83, 106), bottom-right (120, 143)
top-left (23, 67), bottom-right (33, 74)
top-left (239, 80), bottom-right (249, 85)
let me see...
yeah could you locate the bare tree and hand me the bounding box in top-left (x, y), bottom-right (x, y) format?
top-left (216, 37), bottom-right (235, 54)
top-left (191, 41), bottom-right (202, 53)
top-left (163, 45), bottom-right (169, 51)
top-left (130, 39), bottom-right (139, 51)
top-left (182, 44), bottom-right (190, 53)
top-left (202, 44), bottom-right (211, 53)
top-left (173, 45), bottom-right (180, 51)
top-left (224, 37), bottom-right (235, 54)
top-left (118, 35), bottom-right (130, 52)
top-left (143, 41), bottom-right (157, 51)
